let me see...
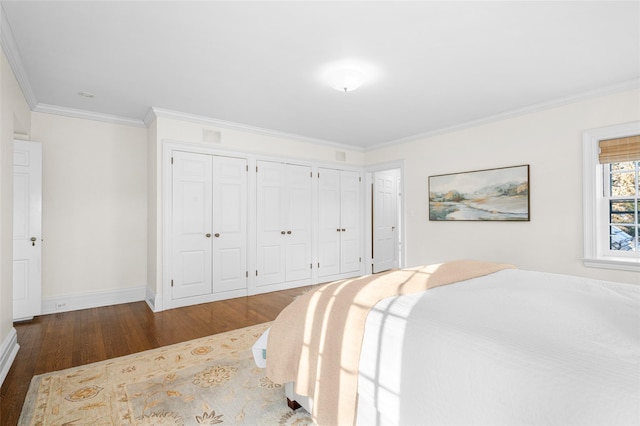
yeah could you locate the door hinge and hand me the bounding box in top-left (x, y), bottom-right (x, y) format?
top-left (317, 262), bottom-right (320, 268)
top-left (310, 263), bottom-right (313, 269)
top-left (171, 157), bottom-right (174, 165)
top-left (246, 271), bottom-right (248, 277)
top-left (359, 176), bottom-right (362, 182)
top-left (256, 270), bottom-right (258, 276)
top-left (256, 166), bottom-right (258, 172)
top-left (171, 279), bottom-right (174, 287)
top-left (317, 172), bottom-right (320, 178)
top-left (359, 257), bottom-right (362, 262)
top-left (310, 171), bottom-right (312, 178)
top-left (246, 165), bottom-right (248, 172)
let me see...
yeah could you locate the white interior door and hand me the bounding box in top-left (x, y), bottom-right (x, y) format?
top-left (285, 164), bottom-right (312, 281)
top-left (212, 156), bottom-right (247, 294)
top-left (339, 170), bottom-right (361, 273)
top-left (171, 151), bottom-right (213, 299)
top-left (13, 140), bottom-right (42, 321)
top-left (373, 169), bottom-right (398, 273)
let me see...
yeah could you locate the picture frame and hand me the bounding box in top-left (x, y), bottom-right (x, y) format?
top-left (429, 165), bottom-right (530, 221)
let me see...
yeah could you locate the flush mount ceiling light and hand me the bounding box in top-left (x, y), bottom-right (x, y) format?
top-left (78, 91), bottom-right (95, 98)
top-left (319, 60), bottom-right (379, 93)
top-left (326, 67), bottom-right (366, 92)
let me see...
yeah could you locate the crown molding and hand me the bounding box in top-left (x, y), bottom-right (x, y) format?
top-left (146, 107), bottom-right (365, 152)
top-left (370, 78), bottom-right (640, 150)
top-left (33, 103), bottom-right (146, 128)
top-left (0, 5), bottom-right (37, 109)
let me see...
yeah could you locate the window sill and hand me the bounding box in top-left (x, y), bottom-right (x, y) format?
top-left (582, 257), bottom-right (640, 272)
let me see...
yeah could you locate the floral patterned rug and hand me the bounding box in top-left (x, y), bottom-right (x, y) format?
top-left (19, 322), bottom-right (313, 425)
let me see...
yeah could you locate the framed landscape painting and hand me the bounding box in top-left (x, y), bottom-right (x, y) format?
top-left (429, 165), bottom-right (530, 221)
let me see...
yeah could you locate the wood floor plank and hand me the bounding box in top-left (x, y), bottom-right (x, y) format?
top-left (0, 286), bottom-right (311, 425)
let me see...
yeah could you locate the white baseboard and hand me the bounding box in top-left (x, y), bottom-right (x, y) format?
top-left (0, 328), bottom-right (19, 387)
top-left (145, 286), bottom-right (157, 312)
top-left (42, 285), bottom-right (147, 315)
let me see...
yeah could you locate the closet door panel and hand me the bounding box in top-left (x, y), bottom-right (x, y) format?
top-left (340, 171), bottom-right (361, 273)
top-left (171, 152), bottom-right (213, 299)
top-left (212, 156), bottom-right (247, 293)
top-left (256, 161), bottom-right (286, 286)
top-left (285, 164), bottom-right (312, 281)
top-left (318, 168), bottom-right (341, 277)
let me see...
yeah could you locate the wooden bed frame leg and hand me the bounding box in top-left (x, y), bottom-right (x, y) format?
top-left (287, 398), bottom-right (301, 410)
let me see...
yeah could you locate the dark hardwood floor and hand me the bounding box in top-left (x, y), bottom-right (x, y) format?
top-left (0, 286), bottom-right (312, 425)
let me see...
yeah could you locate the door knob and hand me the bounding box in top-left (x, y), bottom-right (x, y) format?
top-left (30, 237), bottom-right (36, 246)
top-left (341, 228), bottom-right (346, 232)
top-left (337, 228), bottom-right (341, 232)
top-left (205, 233), bottom-right (212, 238)
top-left (281, 231), bottom-right (286, 235)
top-left (287, 231), bottom-right (292, 234)
top-left (214, 233), bottom-right (220, 238)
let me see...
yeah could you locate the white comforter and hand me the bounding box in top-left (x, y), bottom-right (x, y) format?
top-left (357, 269), bottom-right (640, 425)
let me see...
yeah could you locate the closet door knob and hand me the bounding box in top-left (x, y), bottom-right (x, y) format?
top-left (341, 228), bottom-right (346, 232)
top-left (205, 233), bottom-right (212, 238)
top-left (287, 231), bottom-right (292, 234)
top-left (281, 231), bottom-right (286, 235)
top-left (337, 228), bottom-right (341, 232)
top-left (214, 233), bottom-right (220, 238)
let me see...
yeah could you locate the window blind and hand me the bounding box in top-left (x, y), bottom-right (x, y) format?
top-left (599, 135), bottom-right (640, 163)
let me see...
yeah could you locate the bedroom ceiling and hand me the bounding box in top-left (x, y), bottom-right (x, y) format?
top-left (1, 1), bottom-right (638, 149)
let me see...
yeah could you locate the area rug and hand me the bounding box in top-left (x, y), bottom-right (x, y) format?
top-left (19, 322), bottom-right (313, 425)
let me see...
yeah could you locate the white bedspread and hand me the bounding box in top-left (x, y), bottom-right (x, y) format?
top-left (357, 269), bottom-right (640, 425)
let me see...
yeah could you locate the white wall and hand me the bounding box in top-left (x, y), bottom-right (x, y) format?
top-left (366, 88), bottom-right (640, 285)
top-left (30, 112), bottom-right (148, 307)
top-left (0, 49), bottom-right (31, 382)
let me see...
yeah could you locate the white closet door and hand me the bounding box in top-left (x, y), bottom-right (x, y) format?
top-left (171, 151), bottom-right (213, 299)
top-left (285, 164), bottom-right (312, 281)
top-left (318, 168), bottom-right (341, 277)
top-left (372, 170), bottom-right (398, 273)
top-left (212, 156), bottom-right (247, 293)
top-left (256, 161), bottom-right (286, 286)
top-left (340, 170), bottom-right (361, 273)
top-left (318, 168), bottom-right (362, 277)
top-left (13, 140), bottom-right (42, 320)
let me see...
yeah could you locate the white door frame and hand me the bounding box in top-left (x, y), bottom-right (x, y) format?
top-left (162, 141), bottom-right (251, 310)
top-left (365, 160), bottom-right (405, 275)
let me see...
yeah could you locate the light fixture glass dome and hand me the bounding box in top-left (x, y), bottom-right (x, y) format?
top-left (326, 67), bottom-right (366, 92)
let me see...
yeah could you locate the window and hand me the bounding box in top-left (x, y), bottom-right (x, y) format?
top-left (606, 161), bottom-right (638, 253)
top-left (583, 122), bottom-right (640, 271)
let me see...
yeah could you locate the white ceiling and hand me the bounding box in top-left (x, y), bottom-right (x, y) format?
top-left (1, 1), bottom-right (639, 149)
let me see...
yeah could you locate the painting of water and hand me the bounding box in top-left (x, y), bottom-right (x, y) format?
top-left (429, 165), bottom-right (530, 221)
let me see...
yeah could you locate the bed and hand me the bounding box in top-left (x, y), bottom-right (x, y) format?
top-left (256, 261), bottom-right (640, 425)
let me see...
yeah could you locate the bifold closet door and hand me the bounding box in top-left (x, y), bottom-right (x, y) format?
top-left (171, 151), bottom-right (247, 300)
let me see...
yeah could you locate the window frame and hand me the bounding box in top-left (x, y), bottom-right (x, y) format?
top-left (583, 121), bottom-right (640, 272)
